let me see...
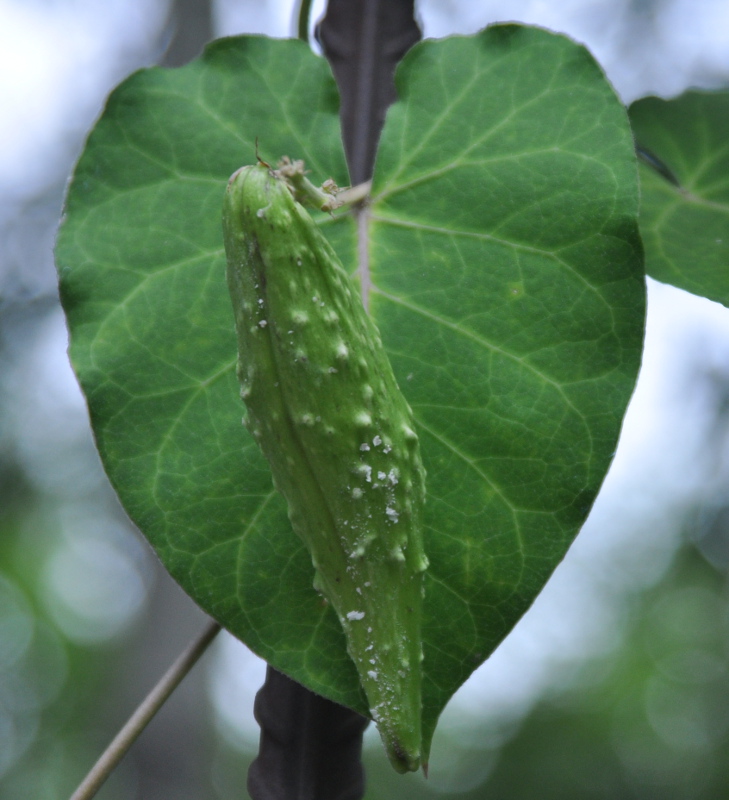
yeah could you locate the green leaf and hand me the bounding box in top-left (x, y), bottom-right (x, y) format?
top-left (370, 26), bottom-right (644, 749)
top-left (55, 26), bottom-right (644, 761)
top-left (630, 90), bottom-right (729, 305)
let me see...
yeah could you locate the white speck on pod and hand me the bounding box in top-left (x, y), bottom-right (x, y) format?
top-left (402, 424), bottom-right (417, 441)
top-left (386, 507), bottom-right (399, 523)
top-left (347, 610), bottom-right (365, 621)
top-left (258, 320), bottom-right (268, 328)
top-left (355, 411), bottom-right (372, 427)
top-left (390, 545), bottom-right (406, 561)
top-left (373, 435), bottom-right (382, 446)
top-left (356, 464), bottom-right (372, 483)
top-left (360, 443), bottom-right (370, 452)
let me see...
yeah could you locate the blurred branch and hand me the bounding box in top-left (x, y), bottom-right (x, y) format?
top-left (69, 620), bottom-right (221, 800)
top-left (248, 3), bottom-right (421, 799)
top-left (248, 667), bottom-right (369, 800)
top-left (161, 0), bottom-right (213, 67)
top-left (316, 0), bottom-right (421, 184)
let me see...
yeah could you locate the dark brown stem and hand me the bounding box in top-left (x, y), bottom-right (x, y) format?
top-left (161, 0), bottom-right (213, 67)
top-left (248, 668), bottom-right (369, 800)
top-left (248, 2), bottom-right (421, 799)
top-left (316, 0), bottom-right (421, 184)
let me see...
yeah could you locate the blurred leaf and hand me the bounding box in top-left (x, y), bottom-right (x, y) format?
top-left (56, 26), bottom-right (644, 757)
top-left (630, 90), bottom-right (729, 304)
top-left (460, 548), bottom-right (729, 800)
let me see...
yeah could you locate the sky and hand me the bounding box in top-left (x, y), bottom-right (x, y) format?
top-left (2, 0), bottom-right (729, 781)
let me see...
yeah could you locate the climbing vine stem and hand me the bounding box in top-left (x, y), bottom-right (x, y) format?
top-left (69, 620), bottom-right (221, 800)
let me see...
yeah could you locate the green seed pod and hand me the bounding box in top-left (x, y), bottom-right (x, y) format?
top-left (223, 163), bottom-right (427, 773)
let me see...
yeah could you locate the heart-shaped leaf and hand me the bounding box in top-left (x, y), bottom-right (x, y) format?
top-left (56, 26), bottom-right (644, 760)
top-left (630, 90), bottom-right (729, 305)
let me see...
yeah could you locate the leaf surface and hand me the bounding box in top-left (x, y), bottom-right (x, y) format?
top-left (369, 26), bottom-right (644, 747)
top-left (56, 26), bottom-right (645, 759)
top-left (630, 90), bottom-right (729, 305)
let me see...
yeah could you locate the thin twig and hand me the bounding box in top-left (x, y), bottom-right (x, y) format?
top-left (294, 0), bottom-right (315, 41)
top-left (336, 180), bottom-right (372, 207)
top-left (70, 619), bottom-right (222, 800)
